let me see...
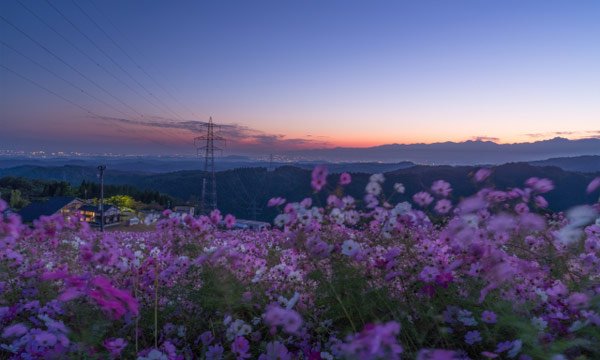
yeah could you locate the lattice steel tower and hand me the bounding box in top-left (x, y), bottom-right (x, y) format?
top-left (194, 117), bottom-right (225, 213)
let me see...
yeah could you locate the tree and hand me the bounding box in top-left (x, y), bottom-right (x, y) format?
top-left (10, 189), bottom-right (29, 209)
top-left (106, 195), bottom-right (136, 210)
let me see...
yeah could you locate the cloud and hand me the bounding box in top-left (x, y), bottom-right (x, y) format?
top-left (525, 130), bottom-right (600, 139)
top-left (472, 136), bottom-right (500, 142)
top-left (95, 116), bottom-right (331, 152)
top-left (525, 133), bottom-right (544, 138)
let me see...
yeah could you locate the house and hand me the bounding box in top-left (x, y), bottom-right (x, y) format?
top-left (18, 197), bottom-right (85, 223)
top-left (78, 204), bottom-right (121, 226)
top-left (173, 205), bottom-right (195, 217)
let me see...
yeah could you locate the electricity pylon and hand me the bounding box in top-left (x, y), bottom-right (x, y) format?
top-left (194, 117), bottom-right (225, 213)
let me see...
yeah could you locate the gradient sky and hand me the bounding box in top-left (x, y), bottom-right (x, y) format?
top-left (1, 0), bottom-right (599, 155)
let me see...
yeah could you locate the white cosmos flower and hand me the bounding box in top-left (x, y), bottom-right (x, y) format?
top-left (366, 181), bottom-right (382, 196)
top-left (462, 214), bottom-right (479, 228)
top-left (555, 226), bottom-right (583, 246)
top-left (274, 214), bottom-right (289, 228)
top-left (567, 205), bottom-right (598, 228)
top-left (329, 208), bottom-right (344, 224)
top-left (531, 317), bottom-right (547, 331)
top-left (341, 239), bottom-right (361, 256)
top-left (342, 196), bottom-right (355, 207)
top-left (391, 201), bottom-right (412, 217)
top-left (345, 210), bottom-right (360, 225)
top-left (394, 183), bottom-right (406, 194)
top-left (370, 173), bottom-right (385, 183)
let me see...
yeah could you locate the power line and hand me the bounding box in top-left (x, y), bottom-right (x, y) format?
top-left (0, 14), bottom-right (144, 118)
top-left (41, 0), bottom-right (171, 118)
top-left (0, 63), bottom-right (99, 116)
top-left (1, 40), bottom-right (132, 119)
top-left (1, 62), bottom-right (182, 152)
top-left (2, 4), bottom-right (193, 153)
top-left (11, 0), bottom-right (193, 147)
top-left (43, 0), bottom-right (183, 120)
top-left (88, 0), bottom-right (204, 121)
top-left (14, 0), bottom-right (157, 119)
top-left (71, 0), bottom-right (187, 121)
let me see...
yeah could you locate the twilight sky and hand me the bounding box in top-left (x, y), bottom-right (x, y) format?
top-left (1, 0), bottom-right (599, 155)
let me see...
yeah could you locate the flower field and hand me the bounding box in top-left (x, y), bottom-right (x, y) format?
top-left (1, 168), bottom-right (600, 359)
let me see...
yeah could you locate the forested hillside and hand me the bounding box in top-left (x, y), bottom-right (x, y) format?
top-left (2, 163), bottom-right (598, 220)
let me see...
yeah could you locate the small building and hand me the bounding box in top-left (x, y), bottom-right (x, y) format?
top-left (79, 204), bottom-right (121, 226)
top-left (140, 210), bottom-right (161, 225)
top-left (173, 205), bottom-right (195, 216)
top-left (233, 219), bottom-right (271, 231)
top-left (18, 197), bottom-right (85, 223)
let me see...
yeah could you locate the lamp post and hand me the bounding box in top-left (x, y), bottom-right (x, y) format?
top-left (97, 165), bottom-right (106, 232)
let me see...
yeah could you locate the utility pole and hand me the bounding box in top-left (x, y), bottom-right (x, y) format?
top-left (97, 165), bottom-right (106, 232)
top-left (194, 117), bottom-right (225, 213)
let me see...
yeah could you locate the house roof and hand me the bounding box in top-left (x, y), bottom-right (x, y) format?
top-left (18, 196), bottom-right (79, 223)
top-left (79, 204), bottom-right (118, 212)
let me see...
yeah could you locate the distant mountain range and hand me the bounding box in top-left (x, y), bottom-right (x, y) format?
top-left (0, 157), bottom-right (415, 174)
top-left (528, 155), bottom-right (600, 173)
top-left (287, 137), bottom-right (600, 164)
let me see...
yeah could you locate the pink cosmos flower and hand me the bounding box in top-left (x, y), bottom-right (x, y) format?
top-left (341, 322), bottom-right (403, 360)
top-left (434, 199), bottom-right (452, 214)
top-left (474, 168), bottom-right (492, 182)
top-left (481, 352), bottom-right (499, 358)
top-left (419, 266), bottom-right (440, 283)
top-left (435, 272), bottom-right (454, 288)
top-left (89, 276), bottom-right (139, 319)
top-left (339, 172), bottom-right (352, 185)
top-left (481, 310), bottom-right (497, 324)
top-left (200, 331), bottom-right (214, 346)
top-left (458, 196), bottom-right (487, 213)
top-left (417, 349), bottom-right (460, 360)
top-left (231, 336), bottom-right (250, 359)
top-left (224, 214), bottom-right (236, 229)
top-left (104, 338), bottom-right (127, 358)
top-left (587, 177), bottom-right (600, 194)
top-left (327, 195), bottom-right (343, 208)
top-left (568, 292), bottom-right (589, 310)
top-left (311, 178), bottom-right (326, 192)
top-left (514, 203), bottom-right (529, 214)
top-left (431, 180), bottom-right (452, 197)
top-left (413, 192), bottom-right (434, 207)
top-left (525, 177), bottom-right (554, 193)
top-left (264, 305), bottom-right (303, 334)
top-left (210, 209), bottom-right (222, 225)
top-left (2, 323), bottom-right (27, 338)
top-left (465, 330), bottom-right (482, 345)
top-left (259, 341), bottom-right (291, 360)
top-left (206, 344), bottom-right (224, 360)
top-left (311, 165), bottom-right (328, 192)
top-left (35, 332), bottom-right (58, 347)
top-left (534, 195), bottom-right (548, 208)
top-left (267, 197), bottom-right (286, 207)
